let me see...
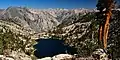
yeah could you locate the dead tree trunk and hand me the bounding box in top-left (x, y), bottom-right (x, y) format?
top-left (97, 0), bottom-right (114, 49)
top-left (103, 10), bottom-right (112, 49)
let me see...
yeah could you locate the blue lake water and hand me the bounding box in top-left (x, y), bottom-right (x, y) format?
top-left (34, 38), bottom-right (77, 58)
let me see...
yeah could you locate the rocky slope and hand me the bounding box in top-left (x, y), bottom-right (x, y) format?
top-left (0, 6), bottom-right (120, 59)
top-left (0, 7), bottom-right (96, 32)
top-left (49, 9), bottom-right (120, 57)
top-left (0, 20), bottom-right (37, 60)
top-left (0, 7), bottom-right (96, 60)
top-left (49, 12), bottom-right (98, 57)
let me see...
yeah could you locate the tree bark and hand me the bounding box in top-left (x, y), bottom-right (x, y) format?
top-left (98, 0), bottom-right (114, 49)
top-left (103, 11), bottom-right (111, 49)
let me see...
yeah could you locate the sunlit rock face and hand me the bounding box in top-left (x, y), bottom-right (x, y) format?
top-left (0, 7), bottom-right (59, 32)
top-left (37, 57), bottom-right (52, 60)
top-left (52, 54), bottom-right (73, 60)
top-left (0, 51), bottom-right (32, 60)
top-left (0, 7), bottom-right (95, 33)
top-left (37, 54), bottom-right (73, 60)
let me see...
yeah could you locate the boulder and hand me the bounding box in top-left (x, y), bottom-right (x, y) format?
top-left (37, 57), bottom-right (52, 60)
top-left (52, 54), bottom-right (73, 60)
top-left (92, 49), bottom-right (108, 60)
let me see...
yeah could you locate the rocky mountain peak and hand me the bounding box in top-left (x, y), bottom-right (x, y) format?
top-left (0, 7), bottom-right (96, 32)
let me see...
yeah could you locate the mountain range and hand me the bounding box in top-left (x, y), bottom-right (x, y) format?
top-left (0, 6), bottom-right (120, 59)
top-left (0, 7), bottom-right (96, 33)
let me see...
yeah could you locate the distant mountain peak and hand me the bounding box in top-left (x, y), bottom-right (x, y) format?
top-left (0, 6), bottom-right (96, 32)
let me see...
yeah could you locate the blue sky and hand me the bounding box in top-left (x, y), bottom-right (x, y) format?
top-left (0, 0), bottom-right (97, 9)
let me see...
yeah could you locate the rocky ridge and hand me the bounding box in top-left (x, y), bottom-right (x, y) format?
top-left (0, 7), bottom-right (96, 32)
